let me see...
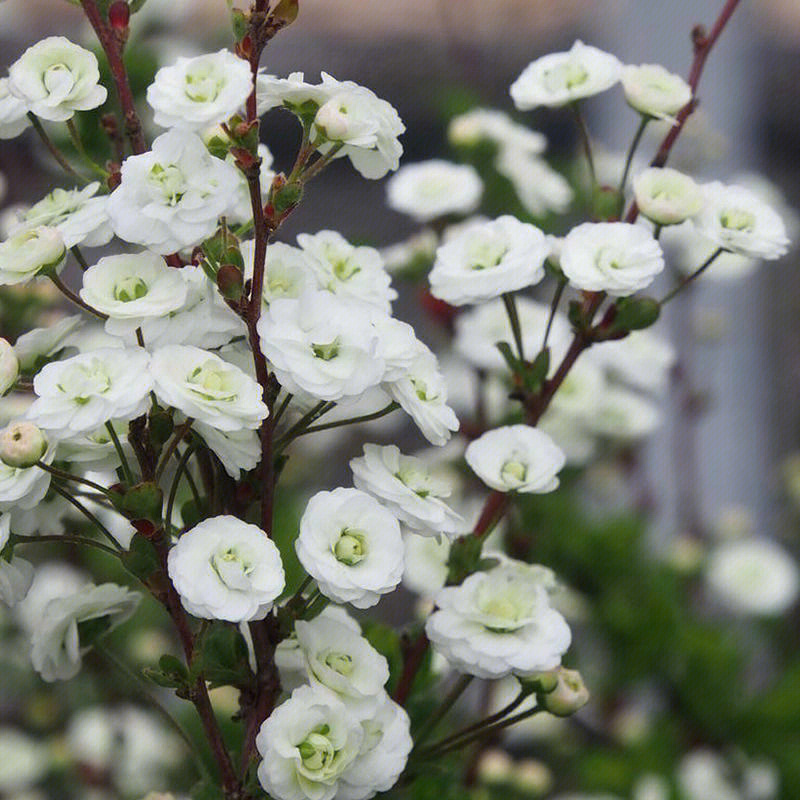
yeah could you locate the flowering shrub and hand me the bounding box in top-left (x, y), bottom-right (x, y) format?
top-left (0, 1), bottom-right (798, 800)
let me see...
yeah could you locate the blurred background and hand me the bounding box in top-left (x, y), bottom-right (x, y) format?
top-left (2, 1), bottom-right (800, 799)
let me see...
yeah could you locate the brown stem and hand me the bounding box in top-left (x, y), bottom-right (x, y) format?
top-left (393, 632), bottom-right (430, 706)
top-left (80, 0), bottom-right (147, 155)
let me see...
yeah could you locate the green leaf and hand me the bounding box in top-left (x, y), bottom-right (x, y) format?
top-left (143, 654), bottom-right (190, 689)
top-left (197, 622), bottom-right (252, 688)
top-left (121, 535), bottom-right (160, 581)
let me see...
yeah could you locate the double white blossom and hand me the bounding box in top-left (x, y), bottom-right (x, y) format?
top-left (31, 582), bottom-right (141, 681)
top-left (429, 215), bottom-right (549, 305)
top-left (495, 149), bottom-right (574, 218)
top-left (560, 222), bottom-right (665, 296)
top-left (448, 108), bottom-right (547, 155)
top-left (147, 50), bottom-right (252, 130)
top-left (466, 425), bottom-right (566, 494)
top-left (80, 253), bottom-right (188, 336)
top-left (193, 421), bottom-right (260, 479)
top-left (386, 160), bottom-right (483, 222)
top-left (28, 347), bottom-right (152, 435)
top-left (8, 37), bottom-right (107, 122)
top-left (510, 41), bottom-right (622, 110)
top-left (0, 225), bottom-right (65, 285)
top-left (296, 487), bottom-right (404, 608)
top-left (0, 78), bottom-right (30, 139)
top-left (151, 345), bottom-right (267, 432)
top-left (426, 559), bottom-right (571, 678)
top-left (107, 129), bottom-right (241, 254)
top-left (168, 516), bottom-right (285, 622)
top-left (633, 167), bottom-right (703, 226)
top-left (350, 444), bottom-right (466, 539)
top-left (621, 64), bottom-right (692, 122)
top-left (241, 240), bottom-right (319, 306)
top-left (693, 181), bottom-right (790, 260)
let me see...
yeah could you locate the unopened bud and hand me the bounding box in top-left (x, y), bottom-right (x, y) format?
top-left (0, 339), bottom-right (19, 395)
top-left (539, 667), bottom-right (589, 717)
top-left (217, 263), bottom-right (244, 301)
top-left (108, 1), bottom-right (131, 45)
top-left (476, 749), bottom-right (513, 785)
top-left (518, 670), bottom-right (559, 696)
top-left (315, 98), bottom-right (350, 141)
top-left (271, 0), bottom-right (299, 25)
top-left (513, 759), bottom-right (552, 795)
top-left (0, 422), bottom-right (47, 468)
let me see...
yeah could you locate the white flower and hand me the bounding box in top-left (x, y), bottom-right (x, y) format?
top-left (386, 341), bottom-right (459, 446)
top-left (12, 314), bottom-right (83, 372)
top-left (496, 149), bottom-right (573, 217)
top-left (8, 36), bottom-right (107, 122)
top-left (107, 129), bottom-right (241, 254)
top-left (591, 329), bottom-right (676, 393)
top-left (706, 538), bottom-right (799, 616)
top-left (28, 347), bottom-right (152, 435)
top-left (0, 728), bottom-right (48, 794)
top-left (19, 182), bottom-right (112, 249)
top-left (193, 421), bottom-right (260, 479)
top-left (0, 78), bottom-right (31, 139)
top-left (510, 41), bottom-right (622, 110)
top-left (692, 181), bottom-right (790, 260)
top-left (350, 443), bottom-right (466, 539)
top-left (56, 420), bottom-right (132, 471)
top-left (430, 215), bottom-right (549, 305)
top-left (0, 439), bottom-right (54, 512)
top-left (257, 290), bottom-right (386, 402)
top-left (448, 108), bottom-right (547, 155)
top-left (402, 531), bottom-right (450, 596)
top-left (293, 615), bottom-right (389, 711)
top-left (0, 226), bottom-right (65, 285)
top-left (241, 240), bottom-right (319, 306)
top-left (256, 71), bottom-right (329, 114)
top-left (0, 339), bottom-right (18, 395)
top-left (426, 559), bottom-right (571, 678)
top-left (0, 556), bottom-right (34, 607)
top-left (678, 751), bottom-right (741, 800)
top-left (255, 684), bottom-right (364, 800)
top-left (313, 73), bottom-right (405, 179)
top-left (633, 167), bottom-right (703, 226)
top-left (588, 387), bottom-right (661, 440)
top-left (560, 222), bottom-right (665, 296)
top-left (296, 231), bottom-right (397, 312)
top-left (147, 50), bottom-right (252, 130)
top-left (621, 64), bottom-right (691, 122)
top-left (466, 425), bottom-right (565, 493)
top-left (296, 487), bottom-right (404, 608)
top-left (135, 265), bottom-right (245, 349)
top-left (168, 516), bottom-right (284, 621)
top-left (0, 421), bottom-right (48, 468)
top-left (31, 582), bottom-right (141, 681)
top-left (548, 358), bottom-right (606, 422)
top-left (661, 221), bottom-right (757, 282)
top-left (454, 296), bottom-right (572, 373)
top-left (0, 512), bottom-right (8, 550)
top-left (151, 345), bottom-right (267, 432)
top-left (386, 160), bottom-right (483, 222)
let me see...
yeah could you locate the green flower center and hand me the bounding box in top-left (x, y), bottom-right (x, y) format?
top-left (57, 359), bottom-right (111, 404)
top-left (334, 529), bottom-right (367, 565)
top-left (323, 651), bottom-right (354, 676)
top-left (720, 208), bottom-right (755, 232)
top-left (186, 361), bottom-right (239, 402)
top-left (312, 338), bottom-right (340, 361)
top-left (298, 728), bottom-right (335, 772)
top-left (184, 64), bottom-right (224, 103)
top-left (113, 276), bottom-right (148, 303)
top-left (543, 61), bottom-right (589, 93)
top-left (500, 459), bottom-right (528, 485)
top-left (467, 237), bottom-right (508, 271)
top-left (148, 163), bottom-right (187, 205)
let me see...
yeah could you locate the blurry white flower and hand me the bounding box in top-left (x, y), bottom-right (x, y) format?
top-left (426, 559), bottom-right (570, 678)
top-left (168, 516), bottom-right (285, 621)
top-left (80, 252), bottom-right (188, 335)
top-left (621, 64), bottom-right (692, 122)
top-left (0, 226), bottom-right (65, 286)
top-left (151, 345), bottom-right (267, 431)
top-left (0, 339), bottom-right (19, 396)
top-left (678, 751), bottom-right (740, 800)
top-left (12, 314), bottom-right (83, 372)
top-left (496, 149), bottom-right (574, 217)
top-left (350, 443), bottom-right (466, 539)
top-left (0, 78), bottom-right (30, 139)
top-left (386, 341), bottom-right (459, 446)
top-left (297, 231), bottom-right (396, 312)
top-left (560, 222), bottom-right (664, 296)
top-left (107, 129), bottom-right (241, 254)
top-left (466, 425), bottom-right (565, 494)
top-left (258, 290), bottom-right (385, 402)
top-left (693, 181), bottom-right (790, 260)
top-left (31, 582), bottom-right (141, 681)
top-left (591, 329), bottom-right (676, 394)
top-left (706, 538), bottom-right (799, 616)
top-left (296, 487), bottom-right (404, 608)
top-left (386, 160), bottom-right (483, 222)
top-left (8, 37), bottom-right (107, 122)
top-left (28, 347), bottom-right (152, 435)
top-left (147, 50), bottom-right (252, 130)
top-left (588, 387), bottom-right (661, 440)
top-left (402, 531), bottom-right (450, 597)
top-left (510, 41), bottom-right (622, 110)
top-left (380, 229), bottom-right (437, 275)
top-left (19, 183), bottom-right (112, 249)
top-left (193, 421), bottom-right (260, 479)
top-left (448, 108), bottom-right (547, 155)
top-left (633, 167), bottom-right (702, 226)
top-left (0, 728), bottom-right (48, 794)
top-left (0, 556), bottom-right (34, 607)
top-left (430, 215), bottom-right (549, 305)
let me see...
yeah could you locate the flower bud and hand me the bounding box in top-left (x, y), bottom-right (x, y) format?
top-left (621, 64), bottom-right (692, 122)
top-left (0, 422), bottom-right (48, 468)
top-left (539, 667), bottom-right (589, 716)
top-left (0, 339), bottom-right (19, 395)
top-left (108, 1), bottom-right (131, 33)
top-left (315, 97), bottom-right (351, 141)
top-left (518, 669), bottom-right (559, 696)
top-left (0, 226), bottom-right (66, 285)
top-left (217, 263), bottom-right (244, 301)
top-left (634, 167), bottom-right (703, 226)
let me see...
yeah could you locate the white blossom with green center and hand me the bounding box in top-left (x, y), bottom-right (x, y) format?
top-left (151, 345), bottom-right (267, 433)
top-left (511, 40), bottom-right (621, 110)
top-left (28, 348), bottom-right (153, 436)
top-left (296, 487), bottom-right (404, 609)
top-left (7, 36), bottom-right (106, 122)
top-left (427, 559), bottom-right (571, 678)
top-left (146, 50), bottom-right (252, 131)
top-left (633, 167), bottom-right (703, 226)
top-left (168, 516), bottom-right (284, 622)
top-left (621, 63), bottom-right (692, 121)
top-left (430, 215), bottom-right (549, 305)
top-left (466, 424), bottom-right (565, 494)
top-left (350, 444), bottom-right (467, 538)
top-left (0, 226), bottom-right (65, 286)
